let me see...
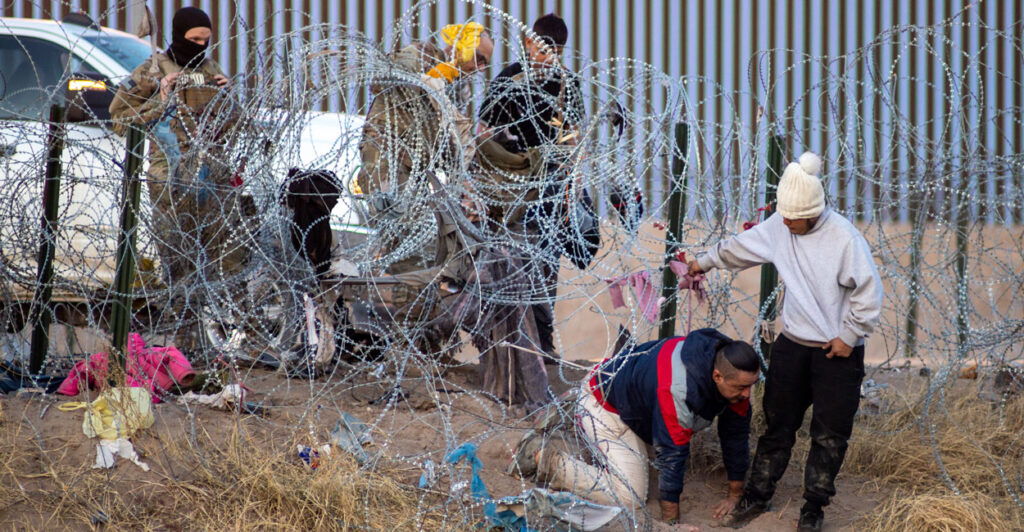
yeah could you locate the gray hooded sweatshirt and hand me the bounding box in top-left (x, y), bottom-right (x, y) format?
top-left (696, 208), bottom-right (883, 347)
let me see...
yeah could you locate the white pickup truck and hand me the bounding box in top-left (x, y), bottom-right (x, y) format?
top-left (0, 16), bottom-right (365, 315)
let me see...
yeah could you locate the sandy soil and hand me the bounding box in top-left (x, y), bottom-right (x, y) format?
top-left (0, 357), bottom-right (902, 531)
top-left (2, 219), bottom-right (1018, 529)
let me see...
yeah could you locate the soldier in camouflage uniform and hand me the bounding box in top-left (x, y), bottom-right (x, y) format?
top-left (356, 24), bottom-right (557, 407)
top-left (357, 23), bottom-right (493, 274)
top-left (109, 7), bottom-right (244, 352)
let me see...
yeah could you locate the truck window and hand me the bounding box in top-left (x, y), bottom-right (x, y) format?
top-left (0, 35), bottom-right (71, 120)
top-left (80, 34), bottom-right (152, 72)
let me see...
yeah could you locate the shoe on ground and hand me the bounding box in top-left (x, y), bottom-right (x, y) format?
top-left (532, 390), bottom-right (575, 433)
top-left (719, 496), bottom-right (769, 529)
top-left (797, 507), bottom-right (824, 531)
top-left (506, 431), bottom-right (545, 481)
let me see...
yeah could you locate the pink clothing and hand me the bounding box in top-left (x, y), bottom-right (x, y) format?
top-left (605, 263), bottom-right (706, 329)
top-left (606, 278), bottom-right (627, 309)
top-left (56, 333), bottom-right (195, 403)
top-left (605, 270), bottom-right (663, 324)
top-left (668, 260), bottom-right (706, 304)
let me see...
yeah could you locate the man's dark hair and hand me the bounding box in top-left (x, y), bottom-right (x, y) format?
top-left (714, 341), bottom-right (761, 378)
top-left (532, 13), bottom-right (568, 47)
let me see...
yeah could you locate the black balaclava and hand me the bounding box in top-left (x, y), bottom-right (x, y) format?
top-left (166, 7), bottom-right (212, 67)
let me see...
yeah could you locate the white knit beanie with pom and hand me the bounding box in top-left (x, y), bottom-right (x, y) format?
top-left (776, 151), bottom-right (825, 219)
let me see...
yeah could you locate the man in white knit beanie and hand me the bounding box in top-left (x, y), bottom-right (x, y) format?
top-left (688, 152), bottom-right (883, 532)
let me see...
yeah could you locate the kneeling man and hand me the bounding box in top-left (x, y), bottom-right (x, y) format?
top-left (509, 328), bottom-right (760, 527)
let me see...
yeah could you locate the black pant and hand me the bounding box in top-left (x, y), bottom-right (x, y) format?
top-left (524, 177), bottom-right (564, 357)
top-left (521, 216), bottom-right (559, 356)
top-left (745, 334), bottom-right (865, 509)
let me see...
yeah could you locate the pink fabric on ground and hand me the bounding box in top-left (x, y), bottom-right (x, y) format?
top-left (56, 333), bottom-right (195, 403)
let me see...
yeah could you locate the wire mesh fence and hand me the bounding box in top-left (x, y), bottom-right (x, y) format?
top-left (0, 1), bottom-right (1022, 530)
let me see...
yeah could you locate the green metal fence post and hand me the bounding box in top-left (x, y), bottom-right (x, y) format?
top-left (758, 134), bottom-right (785, 359)
top-left (659, 123), bottom-right (689, 339)
top-left (109, 125), bottom-right (146, 373)
top-left (28, 105), bottom-right (65, 375)
top-left (904, 179), bottom-right (926, 358)
top-left (954, 180), bottom-right (970, 357)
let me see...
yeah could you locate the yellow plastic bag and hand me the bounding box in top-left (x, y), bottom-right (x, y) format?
top-left (58, 387), bottom-right (154, 440)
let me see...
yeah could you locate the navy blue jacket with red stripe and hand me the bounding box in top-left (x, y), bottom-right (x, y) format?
top-left (588, 328), bottom-right (752, 502)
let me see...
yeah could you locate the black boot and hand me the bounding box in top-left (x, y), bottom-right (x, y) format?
top-left (720, 495), bottom-right (770, 529)
top-left (797, 502), bottom-right (824, 532)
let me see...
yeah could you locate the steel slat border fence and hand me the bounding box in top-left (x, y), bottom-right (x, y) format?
top-left (2, 0), bottom-right (1021, 224)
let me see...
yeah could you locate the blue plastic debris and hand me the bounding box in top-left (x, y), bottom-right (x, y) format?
top-left (418, 459), bottom-right (436, 489)
top-left (151, 110), bottom-right (181, 176)
top-left (442, 443), bottom-right (620, 531)
top-left (493, 488), bottom-right (622, 531)
top-left (330, 412), bottom-right (374, 465)
top-left (297, 446), bottom-right (321, 470)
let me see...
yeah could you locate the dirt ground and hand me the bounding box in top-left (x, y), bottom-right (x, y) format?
top-left (1, 220), bottom-right (1018, 529)
top-left (0, 356), bottom-right (906, 531)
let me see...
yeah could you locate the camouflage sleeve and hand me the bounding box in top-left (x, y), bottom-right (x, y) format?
top-left (357, 89), bottom-right (430, 194)
top-left (108, 57), bottom-right (166, 135)
top-left (206, 60), bottom-right (227, 79)
top-left (357, 110), bottom-right (406, 194)
top-left (203, 60), bottom-right (243, 135)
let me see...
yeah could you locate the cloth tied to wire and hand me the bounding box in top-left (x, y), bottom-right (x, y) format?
top-left (605, 270), bottom-right (661, 323)
top-left (605, 260), bottom-right (706, 327)
top-left (445, 443), bottom-right (496, 517)
top-left (668, 259), bottom-right (707, 304)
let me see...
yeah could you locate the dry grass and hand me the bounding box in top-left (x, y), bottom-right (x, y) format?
top-left (861, 490), bottom-right (1017, 532)
top-left (0, 400), bottom-right (455, 531)
top-left (847, 378), bottom-right (1024, 531)
top-left (688, 373), bottom-right (1024, 530)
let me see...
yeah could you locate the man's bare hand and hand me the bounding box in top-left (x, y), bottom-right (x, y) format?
top-left (712, 480), bottom-right (743, 519)
top-left (686, 260), bottom-right (703, 276)
top-left (711, 497), bottom-right (738, 519)
top-left (159, 71), bottom-right (182, 101)
top-left (213, 74), bottom-right (230, 87)
top-left (823, 337), bottom-right (853, 359)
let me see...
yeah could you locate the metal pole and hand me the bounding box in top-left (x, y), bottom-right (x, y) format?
top-left (28, 105), bottom-right (65, 375)
top-left (109, 125), bottom-right (146, 372)
top-left (758, 134), bottom-right (784, 360)
top-left (659, 123), bottom-right (689, 338)
top-left (904, 179), bottom-right (926, 358)
top-left (954, 183), bottom-right (969, 357)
